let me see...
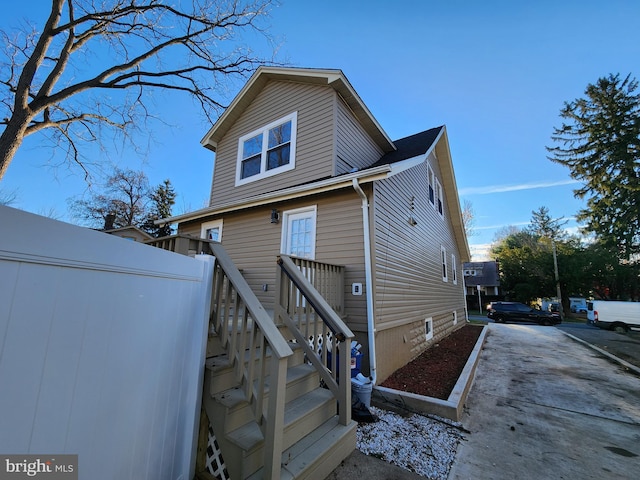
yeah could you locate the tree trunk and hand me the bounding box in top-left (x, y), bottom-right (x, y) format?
top-left (0, 112), bottom-right (31, 181)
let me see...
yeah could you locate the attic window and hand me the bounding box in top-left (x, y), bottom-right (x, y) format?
top-left (236, 112), bottom-right (297, 185)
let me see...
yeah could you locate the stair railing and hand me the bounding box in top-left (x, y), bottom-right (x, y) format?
top-left (145, 233), bottom-right (212, 256)
top-left (208, 242), bottom-right (293, 479)
top-left (275, 255), bottom-right (354, 426)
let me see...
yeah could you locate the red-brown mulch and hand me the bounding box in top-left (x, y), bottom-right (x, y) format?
top-left (380, 324), bottom-right (483, 400)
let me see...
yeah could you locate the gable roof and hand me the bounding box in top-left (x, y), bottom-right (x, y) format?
top-left (371, 127), bottom-right (443, 167)
top-left (201, 66), bottom-right (396, 154)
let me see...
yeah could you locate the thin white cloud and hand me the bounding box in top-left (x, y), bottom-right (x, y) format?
top-left (459, 179), bottom-right (580, 196)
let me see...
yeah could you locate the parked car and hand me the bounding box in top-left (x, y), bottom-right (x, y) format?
top-left (487, 302), bottom-right (561, 326)
top-left (587, 300), bottom-right (640, 332)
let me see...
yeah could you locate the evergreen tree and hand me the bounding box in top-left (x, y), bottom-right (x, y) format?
top-left (528, 206), bottom-right (567, 241)
top-left (547, 73), bottom-right (640, 259)
top-left (142, 179), bottom-right (177, 237)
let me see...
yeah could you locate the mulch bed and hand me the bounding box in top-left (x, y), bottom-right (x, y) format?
top-left (380, 324), bottom-right (483, 400)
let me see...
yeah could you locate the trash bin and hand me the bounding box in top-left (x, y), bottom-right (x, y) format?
top-left (351, 374), bottom-right (373, 409)
top-left (350, 353), bottom-right (362, 378)
top-left (327, 352), bottom-right (362, 378)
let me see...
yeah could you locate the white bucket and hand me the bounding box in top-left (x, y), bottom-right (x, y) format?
top-left (351, 376), bottom-right (373, 409)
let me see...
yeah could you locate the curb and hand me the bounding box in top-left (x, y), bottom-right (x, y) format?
top-left (371, 324), bottom-right (488, 421)
top-left (557, 330), bottom-right (640, 376)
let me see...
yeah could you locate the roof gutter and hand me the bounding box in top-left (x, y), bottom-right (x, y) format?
top-left (158, 165), bottom-right (392, 226)
top-left (352, 178), bottom-right (377, 385)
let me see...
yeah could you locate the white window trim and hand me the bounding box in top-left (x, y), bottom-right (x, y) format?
top-left (200, 219), bottom-right (223, 242)
top-left (280, 205), bottom-right (317, 260)
top-left (452, 254), bottom-right (457, 285)
top-left (427, 164), bottom-right (435, 206)
top-left (235, 112), bottom-right (298, 186)
top-left (425, 317), bottom-right (434, 341)
top-left (435, 177), bottom-right (444, 218)
top-left (441, 245), bottom-right (448, 282)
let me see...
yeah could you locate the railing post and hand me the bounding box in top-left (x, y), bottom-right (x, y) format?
top-left (263, 354), bottom-right (287, 479)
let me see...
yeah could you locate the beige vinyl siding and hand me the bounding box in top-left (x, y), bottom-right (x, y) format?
top-left (177, 188), bottom-right (368, 328)
top-left (209, 81), bottom-right (336, 208)
top-left (371, 157), bottom-right (466, 381)
top-left (335, 99), bottom-right (384, 175)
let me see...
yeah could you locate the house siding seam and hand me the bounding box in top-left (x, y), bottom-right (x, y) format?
top-left (370, 159), bottom-right (466, 382)
top-left (209, 81), bottom-right (336, 208)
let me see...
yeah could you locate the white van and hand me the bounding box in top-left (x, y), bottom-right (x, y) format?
top-left (587, 300), bottom-right (640, 332)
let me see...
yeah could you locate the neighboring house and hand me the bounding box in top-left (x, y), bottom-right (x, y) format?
top-left (165, 67), bottom-right (470, 383)
top-left (463, 261), bottom-right (501, 296)
top-left (103, 225), bottom-right (154, 243)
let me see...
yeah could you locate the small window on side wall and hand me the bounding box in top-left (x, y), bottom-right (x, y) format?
top-left (451, 254), bottom-right (457, 285)
top-left (425, 318), bottom-right (434, 341)
top-left (201, 220), bottom-right (223, 242)
top-left (427, 164), bottom-right (435, 205)
top-left (441, 246), bottom-right (448, 282)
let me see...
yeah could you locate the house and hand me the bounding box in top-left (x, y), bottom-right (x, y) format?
top-left (166, 66), bottom-right (470, 383)
top-left (464, 261), bottom-right (502, 312)
top-left (103, 225), bottom-right (154, 242)
top-left (464, 261), bottom-right (501, 296)
top-left (160, 66), bottom-right (470, 478)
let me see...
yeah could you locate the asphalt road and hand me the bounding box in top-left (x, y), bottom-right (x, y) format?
top-left (556, 321), bottom-right (640, 369)
top-left (448, 323), bottom-right (640, 480)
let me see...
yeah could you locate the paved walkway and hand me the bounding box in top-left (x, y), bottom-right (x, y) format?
top-left (448, 323), bottom-right (640, 479)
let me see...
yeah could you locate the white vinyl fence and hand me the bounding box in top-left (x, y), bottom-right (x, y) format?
top-left (0, 206), bottom-right (213, 480)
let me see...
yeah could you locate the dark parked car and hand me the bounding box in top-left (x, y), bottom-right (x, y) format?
top-left (487, 302), bottom-right (561, 326)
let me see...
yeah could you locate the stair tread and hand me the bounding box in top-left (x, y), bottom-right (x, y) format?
top-left (247, 416), bottom-right (357, 480)
top-left (213, 363), bottom-right (317, 408)
top-left (226, 387), bottom-right (335, 451)
top-left (205, 341), bottom-right (302, 372)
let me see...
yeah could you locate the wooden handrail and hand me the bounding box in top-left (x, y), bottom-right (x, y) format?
top-left (275, 255), bottom-right (353, 425)
top-left (206, 243), bottom-right (292, 479)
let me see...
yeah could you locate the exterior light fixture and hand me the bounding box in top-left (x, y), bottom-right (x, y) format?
top-left (270, 209), bottom-right (280, 224)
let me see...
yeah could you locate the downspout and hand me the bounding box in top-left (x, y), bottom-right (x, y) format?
top-left (352, 178), bottom-right (377, 384)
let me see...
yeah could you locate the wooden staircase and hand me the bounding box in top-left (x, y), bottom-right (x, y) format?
top-left (202, 338), bottom-right (356, 479)
top-left (190, 241), bottom-right (357, 480)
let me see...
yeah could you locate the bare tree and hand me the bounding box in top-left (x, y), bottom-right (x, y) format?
top-left (461, 199), bottom-right (476, 238)
top-left (0, 0), bottom-right (278, 180)
top-left (69, 167), bottom-right (150, 228)
top-left (0, 186), bottom-right (18, 205)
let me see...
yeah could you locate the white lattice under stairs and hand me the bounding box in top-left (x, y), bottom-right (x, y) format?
top-left (202, 341), bottom-right (357, 479)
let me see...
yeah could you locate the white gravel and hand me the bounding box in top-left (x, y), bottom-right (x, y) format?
top-left (356, 407), bottom-right (466, 479)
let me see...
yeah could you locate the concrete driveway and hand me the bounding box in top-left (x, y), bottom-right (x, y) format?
top-left (448, 323), bottom-right (640, 479)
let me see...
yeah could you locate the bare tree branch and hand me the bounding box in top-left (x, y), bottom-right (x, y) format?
top-left (0, 0), bottom-right (282, 180)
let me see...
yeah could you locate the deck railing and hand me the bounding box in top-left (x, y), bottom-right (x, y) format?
top-left (275, 255), bottom-right (353, 425)
top-left (145, 233), bottom-right (213, 256)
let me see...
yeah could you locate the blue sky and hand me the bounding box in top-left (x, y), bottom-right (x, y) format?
top-left (2, 0), bottom-right (640, 260)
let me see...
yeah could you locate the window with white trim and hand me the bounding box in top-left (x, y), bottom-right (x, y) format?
top-left (451, 254), bottom-right (457, 285)
top-left (236, 112), bottom-right (297, 185)
top-left (427, 164), bottom-right (435, 206)
top-left (435, 178), bottom-right (444, 217)
top-left (280, 206), bottom-right (317, 259)
top-left (425, 318), bottom-right (433, 341)
top-left (201, 219), bottom-right (223, 242)
top-left (441, 245), bottom-right (448, 282)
